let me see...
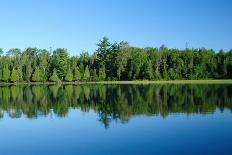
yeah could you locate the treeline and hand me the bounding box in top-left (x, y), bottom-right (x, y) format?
top-left (0, 37), bottom-right (232, 82)
top-left (0, 84), bottom-right (231, 127)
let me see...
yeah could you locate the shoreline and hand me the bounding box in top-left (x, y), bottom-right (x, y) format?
top-left (0, 79), bottom-right (232, 85)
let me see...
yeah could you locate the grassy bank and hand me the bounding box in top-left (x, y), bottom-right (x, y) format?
top-left (87, 80), bottom-right (232, 84)
top-left (0, 79), bottom-right (232, 85)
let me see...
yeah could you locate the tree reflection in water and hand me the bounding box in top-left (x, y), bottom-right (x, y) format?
top-left (0, 84), bottom-right (231, 128)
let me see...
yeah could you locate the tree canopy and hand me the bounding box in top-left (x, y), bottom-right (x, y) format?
top-left (0, 37), bottom-right (231, 83)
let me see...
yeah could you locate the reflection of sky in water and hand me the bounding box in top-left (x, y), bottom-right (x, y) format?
top-left (0, 84), bottom-right (231, 155)
top-left (0, 108), bottom-right (232, 155)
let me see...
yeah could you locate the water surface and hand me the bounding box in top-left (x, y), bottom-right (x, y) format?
top-left (0, 84), bottom-right (231, 155)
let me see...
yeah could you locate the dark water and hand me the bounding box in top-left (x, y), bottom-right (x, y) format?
top-left (0, 84), bottom-right (232, 155)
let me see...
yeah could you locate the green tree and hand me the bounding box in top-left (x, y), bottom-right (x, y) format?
top-left (49, 69), bottom-right (60, 82)
top-left (10, 68), bottom-right (19, 82)
top-left (93, 69), bottom-right (99, 81)
top-left (99, 65), bottom-right (106, 81)
top-left (54, 48), bottom-right (68, 80)
top-left (83, 65), bottom-right (90, 81)
top-left (32, 67), bottom-right (43, 82)
top-left (0, 69), bottom-right (2, 81)
top-left (17, 67), bottom-right (23, 81)
top-left (24, 62), bottom-right (32, 82)
top-left (0, 48), bottom-right (3, 56)
top-left (73, 67), bottom-right (82, 81)
top-left (65, 69), bottom-right (73, 82)
top-left (2, 65), bottom-right (10, 82)
top-left (7, 48), bottom-right (21, 56)
top-left (141, 61), bottom-right (154, 80)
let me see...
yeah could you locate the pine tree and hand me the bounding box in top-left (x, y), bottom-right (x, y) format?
top-left (32, 67), bottom-right (43, 82)
top-left (10, 68), bottom-right (19, 82)
top-left (40, 68), bottom-right (46, 82)
top-left (93, 69), bottom-right (98, 81)
top-left (0, 69), bottom-right (2, 81)
top-left (99, 65), bottom-right (106, 81)
top-left (2, 65), bottom-right (10, 82)
top-left (17, 67), bottom-right (23, 81)
top-left (65, 69), bottom-right (73, 82)
top-left (73, 67), bottom-right (82, 81)
top-left (143, 61), bottom-right (154, 80)
top-left (54, 48), bottom-right (68, 80)
top-left (83, 65), bottom-right (90, 81)
top-left (24, 62), bottom-right (32, 82)
top-left (49, 69), bottom-right (60, 82)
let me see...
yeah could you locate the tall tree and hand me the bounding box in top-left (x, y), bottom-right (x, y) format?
top-left (10, 68), bottom-right (19, 82)
top-left (49, 69), bottom-right (60, 82)
top-left (98, 65), bottom-right (106, 81)
top-left (93, 69), bottom-right (99, 81)
top-left (83, 65), bottom-right (90, 81)
top-left (2, 65), bottom-right (10, 82)
top-left (54, 48), bottom-right (68, 80)
top-left (24, 62), bottom-right (32, 82)
top-left (73, 67), bottom-right (82, 81)
top-left (65, 69), bottom-right (73, 82)
top-left (32, 67), bottom-right (43, 82)
top-left (141, 61), bottom-right (154, 80)
top-left (7, 48), bottom-right (21, 56)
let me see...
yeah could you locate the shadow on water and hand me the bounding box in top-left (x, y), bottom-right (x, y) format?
top-left (0, 84), bottom-right (231, 128)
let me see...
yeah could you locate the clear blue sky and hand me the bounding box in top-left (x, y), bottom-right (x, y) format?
top-left (0, 0), bottom-right (231, 55)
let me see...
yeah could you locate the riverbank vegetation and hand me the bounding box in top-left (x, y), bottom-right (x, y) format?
top-left (0, 37), bottom-right (232, 83)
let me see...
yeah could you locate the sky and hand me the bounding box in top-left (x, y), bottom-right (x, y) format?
top-left (0, 0), bottom-right (231, 55)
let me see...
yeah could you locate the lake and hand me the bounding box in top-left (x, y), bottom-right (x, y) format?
top-left (0, 84), bottom-right (231, 155)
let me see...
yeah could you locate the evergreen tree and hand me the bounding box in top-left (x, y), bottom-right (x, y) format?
top-left (65, 69), bottom-right (73, 82)
top-left (2, 65), bottom-right (10, 82)
top-left (142, 61), bottom-right (154, 80)
top-left (0, 69), bottom-right (2, 81)
top-left (0, 38), bottom-right (231, 83)
top-left (17, 67), bottom-right (23, 81)
top-left (10, 68), bottom-right (19, 82)
top-left (49, 69), bottom-right (60, 82)
top-left (32, 67), bottom-right (43, 82)
top-left (93, 69), bottom-right (98, 81)
top-left (83, 65), bottom-right (90, 81)
top-left (96, 37), bottom-right (111, 63)
top-left (24, 62), bottom-right (32, 82)
top-left (73, 67), bottom-right (82, 81)
top-left (99, 65), bottom-right (106, 81)
top-left (54, 48), bottom-right (68, 80)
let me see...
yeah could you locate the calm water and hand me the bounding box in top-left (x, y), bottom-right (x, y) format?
top-left (0, 84), bottom-right (232, 155)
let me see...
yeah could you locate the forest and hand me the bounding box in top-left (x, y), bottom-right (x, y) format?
top-left (0, 37), bottom-right (232, 83)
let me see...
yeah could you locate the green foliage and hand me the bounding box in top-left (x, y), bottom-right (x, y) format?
top-left (2, 65), bottom-right (10, 82)
top-left (0, 48), bottom-right (3, 56)
top-left (0, 69), bottom-right (2, 80)
top-left (10, 68), bottom-right (19, 82)
top-left (54, 48), bottom-right (68, 80)
top-left (24, 62), bottom-right (32, 82)
top-left (17, 67), bottom-right (23, 81)
top-left (83, 65), bottom-right (90, 81)
top-left (65, 69), bottom-right (73, 82)
top-left (0, 37), bottom-right (231, 83)
top-left (141, 61), bottom-right (154, 80)
top-left (32, 67), bottom-right (44, 82)
top-left (98, 65), bottom-right (106, 81)
top-left (49, 69), bottom-right (60, 82)
top-left (73, 67), bottom-right (82, 81)
top-left (93, 69), bottom-right (99, 81)
top-left (7, 48), bottom-right (21, 56)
